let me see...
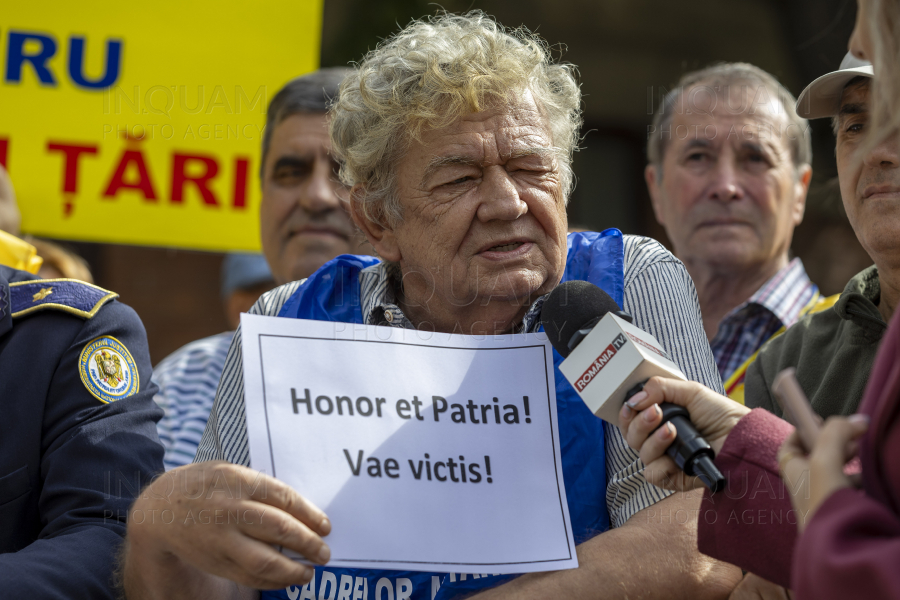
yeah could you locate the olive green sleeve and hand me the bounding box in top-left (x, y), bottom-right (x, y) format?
top-left (744, 334), bottom-right (784, 418)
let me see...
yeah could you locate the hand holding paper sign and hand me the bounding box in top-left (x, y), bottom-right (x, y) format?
top-left (239, 314), bottom-right (578, 575)
top-left (124, 461), bottom-right (332, 594)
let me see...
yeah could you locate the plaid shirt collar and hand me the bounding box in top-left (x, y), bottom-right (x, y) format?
top-left (359, 262), bottom-right (546, 333)
top-left (710, 257), bottom-right (818, 381)
top-left (730, 257), bottom-right (816, 327)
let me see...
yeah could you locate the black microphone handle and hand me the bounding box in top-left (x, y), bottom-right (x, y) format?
top-left (624, 383), bottom-right (726, 493)
top-left (657, 403), bottom-right (725, 493)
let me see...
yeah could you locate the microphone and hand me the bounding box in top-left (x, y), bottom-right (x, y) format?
top-left (541, 280), bottom-right (725, 493)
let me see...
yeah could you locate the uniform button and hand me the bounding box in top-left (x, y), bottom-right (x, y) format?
top-left (384, 310), bottom-right (394, 323)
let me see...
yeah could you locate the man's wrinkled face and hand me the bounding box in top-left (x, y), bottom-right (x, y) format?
top-left (382, 91), bottom-right (568, 319)
top-left (647, 85), bottom-right (809, 274)
top-left (260, 113), bottom-right (358, 284)
top-left (835, 79), bottom-right (900, 263)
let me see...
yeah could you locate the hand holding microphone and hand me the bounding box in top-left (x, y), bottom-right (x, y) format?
top-left (619, 378), bottom-right (749, 492)
top-left (541, 281), bottom-right (741, 493)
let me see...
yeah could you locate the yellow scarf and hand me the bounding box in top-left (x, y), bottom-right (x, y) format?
top-left (724, 292), bottom-right (840, 403)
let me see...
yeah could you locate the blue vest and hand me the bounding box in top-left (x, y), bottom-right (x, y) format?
top-left (263, 230), bottom-right (624, 600)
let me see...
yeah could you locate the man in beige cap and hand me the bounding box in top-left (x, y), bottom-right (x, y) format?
top-left (744, 52), bottom-right (895, 427)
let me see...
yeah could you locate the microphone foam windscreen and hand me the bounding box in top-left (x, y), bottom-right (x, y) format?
top-left (541, 280), bottom-right (621, 358)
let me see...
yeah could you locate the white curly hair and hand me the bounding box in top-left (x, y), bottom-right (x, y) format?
top-left (329, 11), bottom-right (582, 228)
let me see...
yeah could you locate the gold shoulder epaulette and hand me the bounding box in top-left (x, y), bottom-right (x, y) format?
top-left (9, 278), bottom-right (118, 319)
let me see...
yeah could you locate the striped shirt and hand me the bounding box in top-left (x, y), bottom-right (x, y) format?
top-left (196, 235), bottom-right (724, 528)
top-left (710, 258), bottom-right (818, 382)
top-left (152, 331), bottom-right (234, 470)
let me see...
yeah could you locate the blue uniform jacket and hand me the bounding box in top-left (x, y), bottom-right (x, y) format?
top-left (0, 266), bottom-right (165, 598)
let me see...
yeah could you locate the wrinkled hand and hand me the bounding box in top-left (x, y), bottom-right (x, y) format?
top-left (618, 377), bottom-right (750, 491)
top-left (778, 415), bottom-right (869, 533)
top-left (127, 460), bottom-right (331, 591)
top-left (728, 572), bottom-right (794, 600)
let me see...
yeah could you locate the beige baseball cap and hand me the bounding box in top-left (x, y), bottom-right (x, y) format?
top-left (796, 52), bottom-right (873, 119)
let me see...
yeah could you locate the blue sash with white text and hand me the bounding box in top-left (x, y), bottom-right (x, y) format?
top-left (262, 229), bottom-right (625, 600)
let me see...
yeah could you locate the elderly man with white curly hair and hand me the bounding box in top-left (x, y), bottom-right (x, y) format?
top-left (122, 12), bottom-right (741, 600)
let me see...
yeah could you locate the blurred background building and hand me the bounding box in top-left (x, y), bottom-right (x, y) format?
top-left (42, 0), bottom-right (869, 363)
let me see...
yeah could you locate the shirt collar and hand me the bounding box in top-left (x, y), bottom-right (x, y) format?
top-left (360, 262), bottom-right (414, 329)
top-left (359, 261), bottom-right (546, 333)
top-left (724, 257), bottom-right (816, 327)
top-left (834, 265), bottom-right (885, 330)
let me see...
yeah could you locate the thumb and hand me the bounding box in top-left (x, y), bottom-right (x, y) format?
top-left (812, 415), bottom-right (869, 465)
top-left (778, 430), bottom-right (809, 484)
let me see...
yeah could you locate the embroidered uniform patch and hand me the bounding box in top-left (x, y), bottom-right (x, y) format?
top-left (79, 336), bottom-right (140, 403)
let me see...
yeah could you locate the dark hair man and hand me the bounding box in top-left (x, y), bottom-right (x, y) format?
top-left (151, 68), bottom-right (364, 468)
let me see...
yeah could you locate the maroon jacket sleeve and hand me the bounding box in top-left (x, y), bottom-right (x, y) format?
top-left (792, 487), bottom-right (900, 599)
top-left (697, 408), bottom-right (797, 587)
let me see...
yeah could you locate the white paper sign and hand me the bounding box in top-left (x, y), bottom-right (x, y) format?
top-left (240, 314), bottom-right (578, 575)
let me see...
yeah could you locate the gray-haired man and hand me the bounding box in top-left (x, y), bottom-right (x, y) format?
top-left (644, 64), bottom-right (825, 599)
top-left (124, 13), bottom-right (740, 600)
top-left (645, 63), bottom-right (825, 398)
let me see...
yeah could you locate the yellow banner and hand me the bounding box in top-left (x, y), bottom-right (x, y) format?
top-left (2, 1), bottom-right (322, 251)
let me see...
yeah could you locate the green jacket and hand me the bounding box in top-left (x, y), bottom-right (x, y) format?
top-left (745, 265), bottom-right (887, 418)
